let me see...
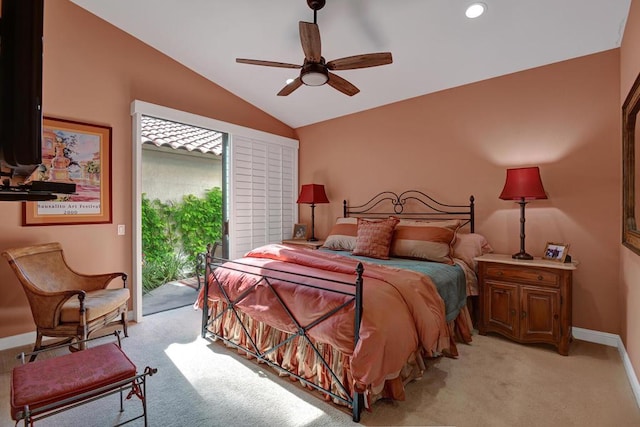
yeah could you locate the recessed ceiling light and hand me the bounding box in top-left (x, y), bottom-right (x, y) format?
top-left (466, 2), bottom-right (487, 19)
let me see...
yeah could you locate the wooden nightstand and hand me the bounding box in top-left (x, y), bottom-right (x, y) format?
top-left (281, 239), bottom-right (325, 249)
top-left (475, 253), bottom-right (576, 355)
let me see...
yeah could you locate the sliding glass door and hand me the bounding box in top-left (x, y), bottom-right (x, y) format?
top-left (131, 100), bottom-right (298, 321)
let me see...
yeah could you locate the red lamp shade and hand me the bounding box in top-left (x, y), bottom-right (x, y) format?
top-left (296, 184), bottom-right (329, 204)
top-left (499, 167), bottom-right (547, 201)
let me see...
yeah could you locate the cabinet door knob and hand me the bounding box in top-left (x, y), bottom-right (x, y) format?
top-left (537, 275), bottom-right (543, 281)
top-left (511, 309), bottom-right (516, 316)
top-left (521, 311), bottom-right (527, 319)
top-left (497, 271), bottom-right (503, 276)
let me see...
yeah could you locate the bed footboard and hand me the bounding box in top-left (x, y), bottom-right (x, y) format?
top-left (199, 252), bottom-right (366, 422)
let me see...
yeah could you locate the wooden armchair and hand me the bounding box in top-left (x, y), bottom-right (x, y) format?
top-left (2, 242), bottom-right (129, 359)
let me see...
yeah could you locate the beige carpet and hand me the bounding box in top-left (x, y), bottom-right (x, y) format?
top-left (1, 306), bottom-right (639, 427)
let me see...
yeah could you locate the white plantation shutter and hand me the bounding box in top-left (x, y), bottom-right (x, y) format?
top-left (229, 135), bottom-right (298, 259)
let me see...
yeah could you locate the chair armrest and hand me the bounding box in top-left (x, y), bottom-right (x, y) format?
top-left (27, 289), bottom-right (86, 329)
top-left (98, 272), bottom-right (128, 290)
top-left (73, 271), bottom-right (128, 291)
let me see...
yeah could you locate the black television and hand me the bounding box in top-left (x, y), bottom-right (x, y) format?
top-left (0, 0), bottom-right (44, 175)
top-left (0, 0), bottom-right (67, 200)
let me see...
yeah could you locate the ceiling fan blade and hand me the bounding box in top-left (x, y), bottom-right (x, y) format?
top-left (299, 21), bottom-right (321, 62)
top-left (277, 78), bottom-right (303, 96)
top-left (326, 52), bottom-right (393, 70)
top-left (327, 72), bottom-right (360, 96)
top-left (236, 58), bottom-right (301, 69)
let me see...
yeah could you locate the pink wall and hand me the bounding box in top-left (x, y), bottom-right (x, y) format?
top-left (297, 50), bottom-right (622, 334)
top-left (621, 0), bottom-right (640, 383)
top-left (0, 0), bottom-right (295, 338)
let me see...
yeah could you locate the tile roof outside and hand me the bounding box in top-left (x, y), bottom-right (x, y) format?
top-left (141, 115), bottom-right (223, 156)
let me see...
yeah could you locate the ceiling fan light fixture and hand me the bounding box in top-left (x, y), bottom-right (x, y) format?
top-left (300, 63), bottom-right (329, 86)
top-left (465, 2), bottom-right (487, 19)
top-left (301, 71), bottom-right (328, 86)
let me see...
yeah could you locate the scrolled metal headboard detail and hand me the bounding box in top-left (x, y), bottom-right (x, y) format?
top-left (343, 190), bottom-right (475, 232)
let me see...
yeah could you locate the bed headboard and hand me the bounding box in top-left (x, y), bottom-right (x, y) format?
top-left (343, 190), bottom-right (475, 233)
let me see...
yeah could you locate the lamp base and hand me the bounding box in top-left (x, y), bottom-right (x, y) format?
top-left (512, 251), bottom-right (533, 260)
top-left (307, 237), bottom-right (319, 242)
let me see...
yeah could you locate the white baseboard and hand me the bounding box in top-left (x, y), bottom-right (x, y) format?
top-left (573, 326), bottom-right (640, 408)
top-left (572, 326), bottom-right (620, 347)
top-left (0, 331), bottom-right (36, 351)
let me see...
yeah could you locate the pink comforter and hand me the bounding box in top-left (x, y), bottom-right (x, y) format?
top-left (197, 244), bottom-right (452, 392)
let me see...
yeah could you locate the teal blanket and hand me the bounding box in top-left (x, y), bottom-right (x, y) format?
top-left (323, 250), bottom-right (467, 322)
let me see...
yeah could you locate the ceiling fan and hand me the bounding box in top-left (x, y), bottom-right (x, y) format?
top-left (236, 0), bottom-right (393, 96)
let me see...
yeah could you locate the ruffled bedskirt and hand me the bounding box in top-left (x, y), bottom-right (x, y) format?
top-left (202, 299), bottom-right (473, 409)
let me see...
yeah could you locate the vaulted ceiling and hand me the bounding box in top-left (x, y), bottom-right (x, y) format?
top-left (71, 0), bottom-right (631, 129)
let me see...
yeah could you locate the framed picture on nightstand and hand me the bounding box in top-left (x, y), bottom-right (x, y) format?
top-left (543, 242), bottom-right (570, 262)
top-left (292, 223), bottom-right (307, 240)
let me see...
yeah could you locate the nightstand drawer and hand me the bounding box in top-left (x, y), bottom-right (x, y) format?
top-left (485, 264), bottom-right (559, 287)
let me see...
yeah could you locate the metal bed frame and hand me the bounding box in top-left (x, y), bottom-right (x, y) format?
top-left (344, 190), bottom-right (474, 232)
top-left (199, 190), bottom-right (474, 422)
top-left (201, 255), bottom-right (366, 420)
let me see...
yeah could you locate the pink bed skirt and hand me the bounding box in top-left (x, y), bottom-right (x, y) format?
top-left (202, 298), bottom-right (473, 409)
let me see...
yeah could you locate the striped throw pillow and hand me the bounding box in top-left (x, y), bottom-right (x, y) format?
top-left (322, 218), bottom-right (358, 251)
top-left (390, 220), bottom-right (460, 265)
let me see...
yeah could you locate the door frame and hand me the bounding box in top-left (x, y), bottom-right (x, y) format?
top-left (130, 100), bottom-right (298, 322)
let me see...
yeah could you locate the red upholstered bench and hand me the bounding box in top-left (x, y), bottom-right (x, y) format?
top-left (10, 337), bottom-right (156, 426)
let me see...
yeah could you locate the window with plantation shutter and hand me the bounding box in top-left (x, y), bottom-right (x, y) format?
top-left (229, 135), bottom-right (298, 259)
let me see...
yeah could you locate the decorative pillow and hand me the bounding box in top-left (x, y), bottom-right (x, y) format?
top-left (322, 218), bottom-right (358, 251)
top-left (397, 219), bottom-right (461, 229)
top-left (352, 217), bottom-right (400, 260)
top-left (390, 221), bottom-right (460, 265)
top-left (453, 232), bottom-right (493, 270)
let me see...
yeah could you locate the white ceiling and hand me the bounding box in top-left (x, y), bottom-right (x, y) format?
top-left (70, 0), bottom-right (631, 129)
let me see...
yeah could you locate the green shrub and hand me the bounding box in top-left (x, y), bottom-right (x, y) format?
top-left (141, 195), bottom-right (173, 263)
top-left (141, 251), bottom-right (190, 294)
top-left (141, 188), bottom-right (222, 292)
top-left (174, 188), bottom-right (223, 262)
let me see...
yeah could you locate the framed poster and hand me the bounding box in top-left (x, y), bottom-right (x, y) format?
top-left (22, 117), bottom-right (112, 226)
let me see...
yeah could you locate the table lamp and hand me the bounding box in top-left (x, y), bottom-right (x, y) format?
top-left (499, 166), bottom-right (548, 260)
top-left (296, 184), bottom-right (329, 241)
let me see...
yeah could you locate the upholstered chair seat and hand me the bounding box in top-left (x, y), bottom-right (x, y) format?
top-left (59, 288), bottom-right (130, 323)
